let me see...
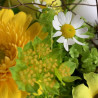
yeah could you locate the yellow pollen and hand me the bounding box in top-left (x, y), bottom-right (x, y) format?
top-left (61, 24), bottom-right (76, 38)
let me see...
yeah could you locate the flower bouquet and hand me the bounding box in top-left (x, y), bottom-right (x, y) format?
top-left (0, 0), bottom-right (98, 98)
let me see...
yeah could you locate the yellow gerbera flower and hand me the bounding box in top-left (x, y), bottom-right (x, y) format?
top-left (72, 72), bottom-right (98, 98)
top-left (0, 9), bottom-right (42, 98)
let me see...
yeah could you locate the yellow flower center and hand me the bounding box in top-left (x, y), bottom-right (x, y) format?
top-left (0, 44), bottom-right (17, 81)
top-left (61, 24), bottom-right (76, 38)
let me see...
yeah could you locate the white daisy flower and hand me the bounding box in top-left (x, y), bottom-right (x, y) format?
top-left (32, 0), bottom-right (46, 12)
top-left (52, 11), bottom-right (89, 51)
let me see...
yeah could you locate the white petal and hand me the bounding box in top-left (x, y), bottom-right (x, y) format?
top-left (64, 39), bottom-right (69, 51)
top-left (71, 15), bottom-right (84, 29)
top-left (65, 11), bottom-right (72, 24)
top-left (54, 15), bottom-right (62, 26)
top-left (52, 20), bottom-right (61, 30)
top-left (32, 1), bottom-right (40, 8)
top-left (35, 0), bottom-right (40, 4)
top-left (53, 31), bottom-right (62, 37)
top-left (76, 27), bottom-right (88, 35)
top-left (71, 15), bottom-right (80, 26)
top-left (34, 5), bottom-right (39, 8)
top-left (75, 19), bottom-right (84, 29)
top-left (58, 12), bottom-right (66, 25)
top-left (42, 1), bottom-right (46, 5)
top-left (73, 37), bottom-right (85, 45)
top-left (68, 38), bottom-right (75, 45)
top-left (38, 9), bottom-right (42, 12)
top-left (76, 27), bottom-right (89, 38)
top-left (57, 36), bottom-right (65, 43)
top-left (76, 34), bottom-right (89, 38)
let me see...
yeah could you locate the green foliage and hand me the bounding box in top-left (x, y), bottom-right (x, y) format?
top-left (63, 76), bottom-right (81, 82)
top-left (45, 82), bottom-right (60, 95)
top-left (10, 40), bottom-right (80, 98)
top-left (38, 8), bottom-right (55, 33)
top-left (12, 8), bottom-right (20, 14)
top-left (23, 41), bottom-right (34, 51)
top-left (10, 59), bottom-right (27, 90)
top-left (63, 61), bottom-right (76, 74)
top-left (0, 0), bottom-right (6, 6)
top-left (69, 42), bottom-right (98, 73)
top-left (17, 47), bottom-right (23, 59)
top-left (25, 83), bottom-right (39, 93)
top-left (69, 44), bottom-right (82, 58)
top-left (59, 83), bottom-right (74, 98)
top-left (55, 68), bottom-right (65, 85)
top-left (55, 61), bottom-right (77, 86)
top-left (81, 48), bottom-right (98, 72)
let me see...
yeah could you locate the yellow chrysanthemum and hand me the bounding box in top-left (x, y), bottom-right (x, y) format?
top-left (0, 9), bottom-right (42, 98)
top-left (72, 72), bottom-right (98, 98)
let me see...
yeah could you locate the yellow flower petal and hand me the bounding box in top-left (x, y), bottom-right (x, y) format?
top-left (7, 79), bottom-right (21, 98)
top-left (0, 9), bottom-right (14, 24)
top-left (84, 72), bottom-right (98, 97)
top-left (0, 9), bottom-right (40, 98)
top-left (72, 84), bottom-right (92, 98)
top-left (26, 22), bottom-right (42, 41)
top-left (11, 12), bottom-right (27, 28)
top-left (38, 32), bottom-right (48, 40)
top-left (21, 91), bottom-right (29, 98)
top-left (0, 81), bottom-right (8, 98)
top-left (23, 15), bottom-right (32, 31)
top-left (33, 81), bottom-right (43, 96)
top-left (0, 78), bottom-right (21, 98)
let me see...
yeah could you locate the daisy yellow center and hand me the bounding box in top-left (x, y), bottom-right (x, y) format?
top-left (61, 24), bottom-right (76, 38)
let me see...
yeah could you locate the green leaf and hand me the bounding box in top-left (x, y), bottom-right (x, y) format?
top-left (69, 58), bottom-right (79, 68)
top-left (45, 82), bottom-right (60, 95)
top-left (63, 61), bottom-right (76, 75)
top-left (55, 68), bottom-right (65, 86)
top-left (63, 76), bottom-right (81, 82)
top-left (32, 37), bottom-right (42, 47)
top-left (17, 47), bottom-right (23, 59)
top-left (80, 47), bottom-right (98, 72)
top-left (16, 80), bottom-right (26, 91)
top-left (82, 44), bottom-right (89, 52)
top-left (46, 86), bottom-right (59, 95)
top-left (69, 46), bottom-right (79, 58)
top-left (26, 83), bottom-right (39, 94)
top-left (38, 8), bottom-right (55, 33)
top-left (23, 41), bottom-right (33, 51)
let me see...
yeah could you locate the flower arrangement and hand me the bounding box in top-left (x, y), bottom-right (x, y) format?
top-left (0, 0), bottom-right (98, 98)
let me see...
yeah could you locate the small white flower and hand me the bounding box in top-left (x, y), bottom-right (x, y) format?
top-left (52, 11), bottom-right (89, 51)
top-left (32, 0), bottom-right (46, 12)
